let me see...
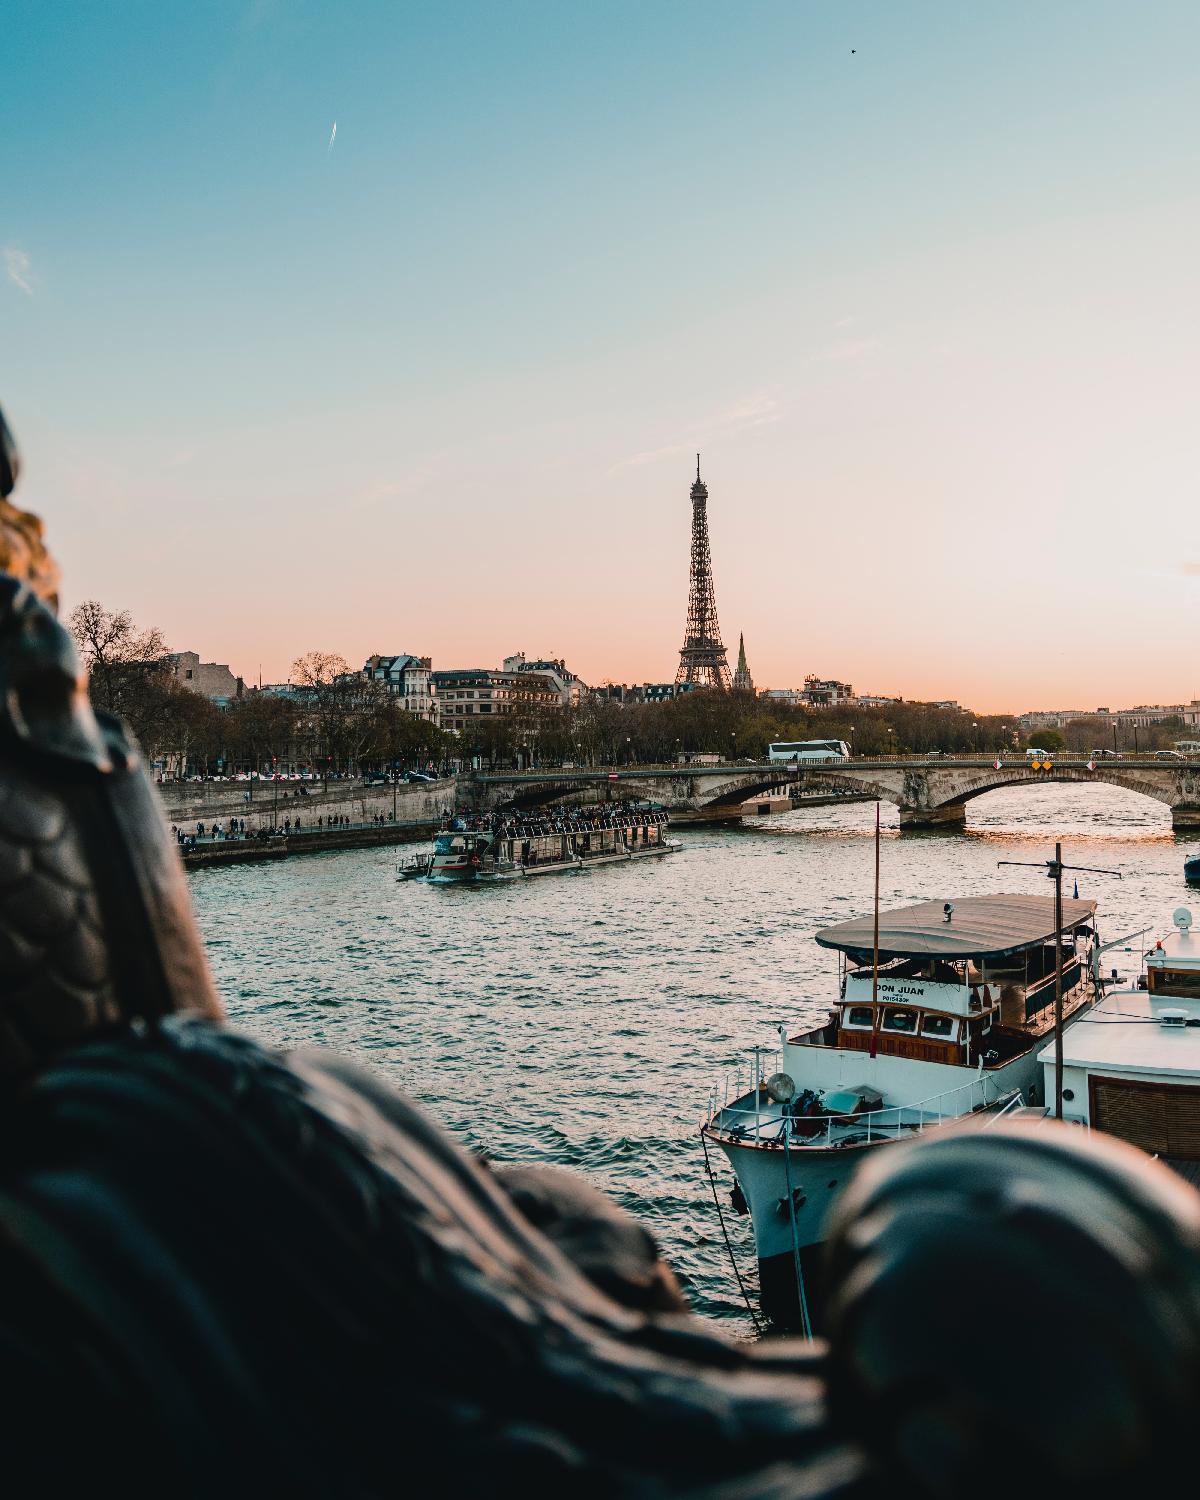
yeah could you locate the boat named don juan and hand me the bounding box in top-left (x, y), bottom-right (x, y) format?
top-left (703, 893), bottom-right (1099, 1332)
top-left (398, 803), bottom-right (676, 882)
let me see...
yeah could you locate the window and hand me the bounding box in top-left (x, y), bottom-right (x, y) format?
top-left (921, 1014), bottom-right (957, 1039)
top-left (843, 1006), bottom-right (874, 1030)
top-left (881, 1007), bottom-right (917, 1034)
top-left (185, 669), bottom-right (193, 679)
top-left (1149, 969), bottom-right (1200, 997)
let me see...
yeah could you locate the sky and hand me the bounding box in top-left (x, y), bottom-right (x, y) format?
top-left (3, 0), bottom-right (1199, 713)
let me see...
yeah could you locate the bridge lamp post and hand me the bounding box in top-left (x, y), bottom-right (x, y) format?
top-left (886, 727), bottom-right (894, 755)
top-left (972, 721), bottom-right (979, 755)
top-left (849, 725), bottom-right (856, 757)
top-left (625, 735), bottom-right (631, 767)
top-left (730, 730), bottom-right (737, 763)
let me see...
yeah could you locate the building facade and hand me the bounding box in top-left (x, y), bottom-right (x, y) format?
top-left (502, 652), bottom-right (586, 708)
top-left (361, 653), bottom-right (436, 722)
top-left (433, 667), bottom-right (561, 735)
top-left (168, 651), bottom-right (244, 707)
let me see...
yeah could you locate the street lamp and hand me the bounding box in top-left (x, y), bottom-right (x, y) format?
top-left (271, 756), bottom-right (278, 831)
top-left (886, 727), bottom-right (894, 755)
top-left (972, 720), bottom-right (979, 755)
top-left (625, 735), bottom-right (632, 767)
top-left (849, 724), bottom-right (856, 758)
top-left (730, 730), bottom-right (737, 763)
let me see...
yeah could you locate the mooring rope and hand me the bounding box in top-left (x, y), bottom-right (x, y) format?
top-left (780, 1115), bottom-right (814, 1341)
top-left (699, 1127), bottom-right (762, 1335)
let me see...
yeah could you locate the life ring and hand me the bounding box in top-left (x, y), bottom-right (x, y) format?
top-left (469, 853), bottom-right (481, 869)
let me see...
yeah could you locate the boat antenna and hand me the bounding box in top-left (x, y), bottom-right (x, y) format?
top-left (998, 844), bottom-right (1121, 1121)
top-left (869, 801), bottom-right (881, 1060)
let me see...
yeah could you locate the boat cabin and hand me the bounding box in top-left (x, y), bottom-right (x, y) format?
top-left (1044, 909), bottom-right (1200, 1170)
top-left (805, 894), bottom-right (1098, 1069)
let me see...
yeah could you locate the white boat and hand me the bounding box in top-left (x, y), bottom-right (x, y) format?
top-left (398, 804), bottom-right (677, 882)
top-left (702, 893), bottom-right (1099, 1331)
top-left (1041, 906), bottom-right (1200, 1182)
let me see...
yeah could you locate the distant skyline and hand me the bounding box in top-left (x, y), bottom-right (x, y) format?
top-left (5, 1), bottom-right (1199, 714)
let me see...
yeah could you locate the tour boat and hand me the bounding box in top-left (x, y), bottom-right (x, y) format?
top-left (702, 892), bottom-right (1099, 1332)
top-left (1041, 906), bottom-right (1200, 1179)
top-left (397, 805), bottom-right (677, 882)
top-left (1185, 853), bottom-right (1200, 887)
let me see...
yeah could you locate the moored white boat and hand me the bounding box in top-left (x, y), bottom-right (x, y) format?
top-left (1041, 906), bottom-right (1200, 1180)
top-left (703, 893), bottom-right (1099, 1331)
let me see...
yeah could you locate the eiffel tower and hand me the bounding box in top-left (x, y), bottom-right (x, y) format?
top-left (675, 455), bottom-right (731, 690)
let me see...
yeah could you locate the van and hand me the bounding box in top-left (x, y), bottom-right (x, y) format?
top-left (1025, 747), bottom-right (1052, 761)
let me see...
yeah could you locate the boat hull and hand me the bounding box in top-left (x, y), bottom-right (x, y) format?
top-left (428, 842), bottom-right (678, 882)
top-left (709, 1052), bottom-right (1045, 1330)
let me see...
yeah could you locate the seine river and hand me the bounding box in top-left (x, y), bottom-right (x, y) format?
top-left (189, 785), bottom-right (1198, 1335)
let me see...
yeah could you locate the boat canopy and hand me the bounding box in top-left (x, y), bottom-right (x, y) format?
top-left (815, 894), bottom-right (1097, 965)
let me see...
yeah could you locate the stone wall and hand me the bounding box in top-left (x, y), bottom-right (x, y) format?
top-left (158, 777), bottom-right (458, 834)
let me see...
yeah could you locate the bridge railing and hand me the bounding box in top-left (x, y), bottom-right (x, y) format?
top-left (472, 753), bottom-right (1199, 778)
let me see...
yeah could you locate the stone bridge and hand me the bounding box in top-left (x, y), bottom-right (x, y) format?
top-left (465, 757), bottom-right (1200, 830)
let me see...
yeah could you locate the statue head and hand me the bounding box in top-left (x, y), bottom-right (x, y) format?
top-left (0, 404), bottom-right (221, 1080)
top-left (823, 1121), bottom-right (1200, 1500)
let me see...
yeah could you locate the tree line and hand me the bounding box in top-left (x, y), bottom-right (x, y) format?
top-left (79, 599), bottom-right (1130, 775)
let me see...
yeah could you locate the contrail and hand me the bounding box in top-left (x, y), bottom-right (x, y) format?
top-left (328, 121), bottom-right (337, 150)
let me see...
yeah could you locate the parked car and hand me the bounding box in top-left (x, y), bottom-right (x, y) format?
top-left (1156, 749), bottom-right (1185, 761)
top-left (408, 770), bottom-right (436, 783)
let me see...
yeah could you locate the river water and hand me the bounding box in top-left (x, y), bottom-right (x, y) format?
top-left (189, 785), bottom-right (1199, 1335)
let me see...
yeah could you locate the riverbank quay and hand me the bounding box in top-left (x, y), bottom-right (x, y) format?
top-left (182, 820), bottom-right (431, 870)
top-left (160, 776), bottom-right (456, 836)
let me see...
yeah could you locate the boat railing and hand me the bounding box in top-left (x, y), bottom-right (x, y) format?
top-left (706, 1070), bottom-right (1018, 1149)
top-left (982, 1091), bottom-right (1028, 1127)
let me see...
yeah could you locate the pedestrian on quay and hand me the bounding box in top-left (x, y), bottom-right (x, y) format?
top-left (295, 817), bottom-right (302, 833)
top-left (197, 822), bottom-right (205, 840)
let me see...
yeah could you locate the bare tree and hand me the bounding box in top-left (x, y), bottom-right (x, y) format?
top-left (68, 600), bottom-right (169, 715)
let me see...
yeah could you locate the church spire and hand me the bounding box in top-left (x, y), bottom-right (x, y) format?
top-left (732, 631), bottom-right (754, 693)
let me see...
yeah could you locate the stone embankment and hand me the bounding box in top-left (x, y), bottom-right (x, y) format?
top-left (158, 777), bottom-right (457, 837)
top-left (182, 821), bottom-right (430, 870)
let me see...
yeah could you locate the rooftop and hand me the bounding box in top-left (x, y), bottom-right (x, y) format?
top-left (1145, 916), bottom-right (1200, 971)
top-left (1041, 987), bottom-right (1200, 1078)
top-left (816, 893), bottom-right (1097, 963)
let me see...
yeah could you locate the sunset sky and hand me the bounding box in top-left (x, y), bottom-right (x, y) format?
top-left (4, 1), bottom-right (1199, 713)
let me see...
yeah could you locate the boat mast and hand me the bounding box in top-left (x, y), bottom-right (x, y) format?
top-left (1052, 842), bottom-right (1064, 1120)
top-left (999, 845), bottom-right (1121, 1120)
top-left (869, 801), bottom-right (881, 1060)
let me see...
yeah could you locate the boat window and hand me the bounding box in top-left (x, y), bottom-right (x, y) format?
top-left (434, 836), bottom-right (466, 853)
top-left (843, 1006), bottom-right (874, 1030)
top-left (881, 1007), bottom-right (917, 1034)
top-left (921, 1014), bottom-right (956, 1039)
top-left (1149, 969), bottom-right (1200, 997)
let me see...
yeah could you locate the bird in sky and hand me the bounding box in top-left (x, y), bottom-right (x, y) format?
top-left (328, 121), bottom-right (337, 150)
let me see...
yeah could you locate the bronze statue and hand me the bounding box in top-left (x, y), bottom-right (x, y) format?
top-left (0, 403), bottom-right (1198, 1498)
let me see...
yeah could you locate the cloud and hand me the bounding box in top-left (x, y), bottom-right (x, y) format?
top-left (813, 336), bottom-right (881, 363)
top-left (1183, 562), bottom-right (1200, 577)
top-left (718, 391), bottom-right (781, 433)
top-left (615, 442), bottom-right (690, 472)
top-left (4, 247), bottom-right (32, 295)
top-left (611, 390), bottom-right (784, 474)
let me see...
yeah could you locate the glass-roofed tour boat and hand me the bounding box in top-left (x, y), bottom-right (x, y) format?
top-left (398, 802), bottom-right (676, 882)
top-left (703, 892), bottom-right (1099, 1332)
